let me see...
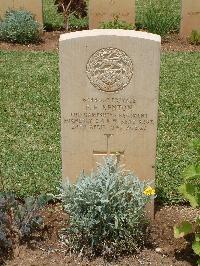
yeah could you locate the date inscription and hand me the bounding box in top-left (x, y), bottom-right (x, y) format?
top-left (64, 97), bottom-right (155, 132)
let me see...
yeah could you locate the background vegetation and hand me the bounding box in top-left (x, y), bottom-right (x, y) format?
top-left (135, 0), bottom-right (180, 36)
top-left (43, 0), bottom-right (64, 30)
top-left (0, 51), bottom-right (199, 204)
top-left (42, 0), bottom-right (181, 36)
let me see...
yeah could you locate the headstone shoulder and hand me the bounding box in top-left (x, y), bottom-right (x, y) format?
top-left (59, 29), bottom-right (161, 43)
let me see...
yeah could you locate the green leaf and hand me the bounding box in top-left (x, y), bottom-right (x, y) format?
top-left (174, 221), bottom-right (193, 238)
top-left (196, 234), bottom-right (200, 242)
top-left (192, 240), bottom-right (200, 256)
top-left (179, 183), bottom-right (199, 208)
top-left (115, 216), bottom-right (119, 229)
top-left (191, 139), bottom-right (200, 155)
top-left (37, 194), bottom-right (53, 207)
top-left (183, 165), bottom-right (200, 181)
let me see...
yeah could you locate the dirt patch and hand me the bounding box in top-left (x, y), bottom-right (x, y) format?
top-left (0, 31), bottom-right (62, 52)
top-left (162, 34), bottom-right (200, 52)
top-left (3, 204), bottom-right (199, 266)
top-left (0, 32), bottom-right (200, 53)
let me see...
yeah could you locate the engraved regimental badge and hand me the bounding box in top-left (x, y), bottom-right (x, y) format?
top-left (86, 48), bottom-right (133, 92)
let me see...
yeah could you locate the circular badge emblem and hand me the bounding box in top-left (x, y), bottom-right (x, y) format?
top-left (86, 48), bottom-right (133, 92)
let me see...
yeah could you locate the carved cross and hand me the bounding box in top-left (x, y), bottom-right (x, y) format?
top-left (93, 134), bottom-right (124, 163)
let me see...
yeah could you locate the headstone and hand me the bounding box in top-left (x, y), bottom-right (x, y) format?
top-left (180, 0), bottom-right (200, 38)
top-left (0, 0), bottom-right (43, 25)
top-left (59, 30), bottom-right (161, 197)
top-left (89, 0), bottom-right (135, 29)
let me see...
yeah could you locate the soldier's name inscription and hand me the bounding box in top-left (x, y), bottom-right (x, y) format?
top-left (64, 97), bottom-right (154, 131)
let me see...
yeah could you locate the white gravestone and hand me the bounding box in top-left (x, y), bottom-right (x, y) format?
top-left (89, 0), bottom-right (135, 29)
top-left (180, 0), bottom-right (200, 38)
top-left (59, 30), bottom-right (161, 192)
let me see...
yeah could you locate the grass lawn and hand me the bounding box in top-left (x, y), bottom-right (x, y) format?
top-left (0, 50), bottom-right (199, 203)
top-left (0, 52), bottom-right (60, 196)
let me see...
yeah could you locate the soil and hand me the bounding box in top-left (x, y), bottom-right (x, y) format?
top-left (2, 204), bottom-right (200, 266)
top-left (0, 31), bottom-right (200, 52)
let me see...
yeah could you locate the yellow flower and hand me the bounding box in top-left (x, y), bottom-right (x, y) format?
top-left (144, 186), bottom-right (155, 196)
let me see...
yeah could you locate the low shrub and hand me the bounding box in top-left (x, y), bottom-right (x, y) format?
top-left (54, 0), bottom-right (87, 30)
top-left (136, 0), bottom-right (180, 37)
top-left (100, 16), bottom-right (134, 30)
top-left (43, 0), bottom-right (88, 31)
top-left (69, 13), bottom-right (88, 31)
top-left (0, 191), bottom-right (50, 263)
top-left (189, 30), bottom-right (200, 45)
top-left (0, 10), bottom-right (41, 44)
top-left (55, 0), bottom-right (87, 17)
top-left (43, 0), bottom-right (64, 30)
top-left (174, 139), bottom-right (200, 265)
top-left (60, 157), bottom-right (155, 257)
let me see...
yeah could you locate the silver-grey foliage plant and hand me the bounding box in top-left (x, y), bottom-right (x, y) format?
top-left (0, 10), bottom-right (41, 44)
top-left (61, 157), bottom-right (153, 256)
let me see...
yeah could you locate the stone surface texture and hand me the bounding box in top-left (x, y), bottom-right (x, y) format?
top-left (180, 0), bottom-right (200, 38)
top-left (0, 0), bottom-right (43, 25)
top-left (89, 0), bottom-right (135, 29)
top-left (59, 30), bottom-right (161, 189)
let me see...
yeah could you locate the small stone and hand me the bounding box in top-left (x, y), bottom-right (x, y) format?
top-left (155, 247), bottom-right (163, 253)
